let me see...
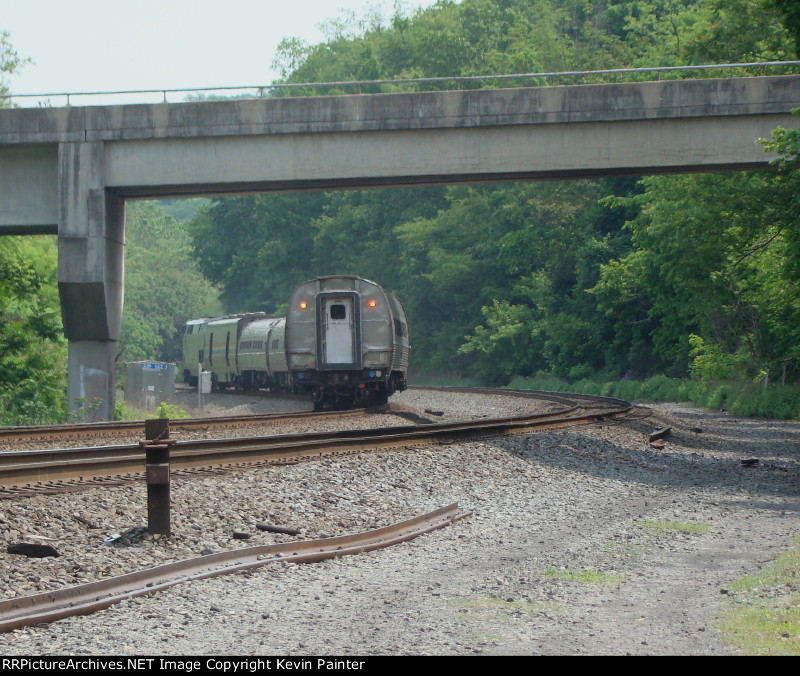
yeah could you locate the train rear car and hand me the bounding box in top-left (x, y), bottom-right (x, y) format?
top-left (285, 276), bottom-right (409, 410)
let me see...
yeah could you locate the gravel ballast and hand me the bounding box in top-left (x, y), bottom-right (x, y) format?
top-left (0, 390), bottom-right (798, 655)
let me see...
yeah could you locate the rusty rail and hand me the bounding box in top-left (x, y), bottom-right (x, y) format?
top-left (0, 503), bottom-right (470, 633)
top-left (0, 407), bottom-right (364, 444)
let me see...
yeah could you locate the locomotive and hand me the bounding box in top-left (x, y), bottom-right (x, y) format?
top-left (180, 276), bottom-right (409, 409)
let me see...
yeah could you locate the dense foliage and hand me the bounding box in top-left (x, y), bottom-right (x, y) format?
top-left (120, 202), bottom-right (222, 366)
top-left (0, 237), bottom-right (66, 424)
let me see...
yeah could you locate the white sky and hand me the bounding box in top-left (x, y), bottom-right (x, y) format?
top-left (2, 0), bottom-right (443, 104)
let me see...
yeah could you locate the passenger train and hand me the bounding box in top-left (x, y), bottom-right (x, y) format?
top-left (181, 276), bottom-right (409, 410)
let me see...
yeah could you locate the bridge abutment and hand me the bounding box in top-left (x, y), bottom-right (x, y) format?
top-left (57, 142), bottom-right (125, 421)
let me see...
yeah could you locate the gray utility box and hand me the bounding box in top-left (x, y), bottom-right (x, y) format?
top-left (199, 370), bottom-right (212, 394)
top-left (124, 361), bottom-right (176, 411)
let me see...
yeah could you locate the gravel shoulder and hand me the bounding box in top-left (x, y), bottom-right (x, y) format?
top-left (0, 391), bottom-right (798, 655)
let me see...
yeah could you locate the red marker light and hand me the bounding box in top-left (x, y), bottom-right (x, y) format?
top-left (368, 300), bottom-right (378, 308)
top-left (299, 302), bottom-right (308, 310)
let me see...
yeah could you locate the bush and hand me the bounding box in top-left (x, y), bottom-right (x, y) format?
top-left (155, 401), bottom-right (191, 419)
top-left (510, 375), bottom-right (800, 420)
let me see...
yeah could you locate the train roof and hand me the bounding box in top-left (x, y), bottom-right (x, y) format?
top-left (296, 275), bottom-right (396, 295)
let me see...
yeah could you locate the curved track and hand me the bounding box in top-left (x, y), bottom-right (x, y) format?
top-left (0, 389), bottom-right (632, 496)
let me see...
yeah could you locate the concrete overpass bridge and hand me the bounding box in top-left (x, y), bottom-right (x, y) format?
top-left (1, 73), bottom-right (799, 420)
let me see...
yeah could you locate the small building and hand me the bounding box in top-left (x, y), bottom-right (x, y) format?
top-left (124, 361), bottom-right (176, 412)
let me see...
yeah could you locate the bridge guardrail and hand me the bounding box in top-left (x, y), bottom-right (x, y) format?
top-left (2, 61), bottom-right (800, 108)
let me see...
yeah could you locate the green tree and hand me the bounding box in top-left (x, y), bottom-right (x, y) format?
top-left (683, 0), bottom-right (793, 63)
top-left (189, 193), bottom-right (327, 313)
top-left (121, 202), bottom-right (222, 365)
top-left (771, 0), bottom-right (800, 56)
top-left (456, 181), bottom-right (632, 380)
top-left (1, 30), bottom-right (29, 103)
top-left (0, 34), bottom-right (65, 424)
top-left (592, 161), bottom-right (800, 381)
top-left (0, 237), bottom-right (66, 424)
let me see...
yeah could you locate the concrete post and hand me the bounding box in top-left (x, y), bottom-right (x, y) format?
top-left (57, 142), bottom-right (125, 421)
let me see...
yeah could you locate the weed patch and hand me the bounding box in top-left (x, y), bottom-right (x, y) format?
top-left (451, 597), bottom-right (564, 622)
top-left (638, 520), bottom-right (710, 534)
top-left (719, 541), bottom-right (800, 655)
top-left (509, 376), bottom-right (800, 420)
top-left (544, 568), bottom-right (625, 585)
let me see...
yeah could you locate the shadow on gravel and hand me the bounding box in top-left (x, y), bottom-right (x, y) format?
top-left (485, 410), bottom-right (800, 502)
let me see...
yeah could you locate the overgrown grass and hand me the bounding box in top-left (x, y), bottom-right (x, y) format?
top-left (719, 540), bottom-right (800, 655)
top-left (155, 401), bottom-right (191, 419)
top-left (451, 596), bottom-right (565, 623)
top-left (113, 400), bottom-right (190, 421)
top-left (638, 520), bottom-right (710, 534)
top-left (409, 373), bottom-right (486, 388)
top-left (509, 374), bottom-right (800, 420)
top-left (544, 568), bottom-right (625, 585)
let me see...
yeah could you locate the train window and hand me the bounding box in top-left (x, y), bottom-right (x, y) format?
top-left (272, 339), bottom-right (279, 349)
top-left (330, 304), bottom-right (347, 320)
top-left (225, 332), bottom-right (231, 365)
top-left (209, 334), bottom-right (213, 366)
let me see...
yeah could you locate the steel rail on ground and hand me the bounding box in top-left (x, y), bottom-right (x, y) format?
top-left (0, 503), bottom-right (471, 633)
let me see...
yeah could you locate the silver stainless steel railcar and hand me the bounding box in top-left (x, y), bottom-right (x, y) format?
top-left (180, 313), bottom-right (289, 391)
top-left (237, 315), bottom-right (290, 391)
top-left (285, 276), bottom-right (409, 410)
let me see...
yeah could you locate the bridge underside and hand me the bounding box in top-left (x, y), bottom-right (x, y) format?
top-left (0, 75), bottom-right (797, 420)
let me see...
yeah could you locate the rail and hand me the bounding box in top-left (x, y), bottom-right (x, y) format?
top-left (0, 389), bottom-right (632, 495)
top-left (0, 503), bottom-right (471, 632)
top-left (0, 406), bottom-right (363, 444)
top-left (2, 61), bottom-right (799, 107)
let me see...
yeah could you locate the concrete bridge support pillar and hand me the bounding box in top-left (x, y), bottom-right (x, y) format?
top-left (57, 142), bottom-right (125, 421)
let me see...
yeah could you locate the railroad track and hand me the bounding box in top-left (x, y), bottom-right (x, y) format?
top-left (0, 406), bottom-right (362, 445)
top-left (0, 389), bottom-right (633, 496)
